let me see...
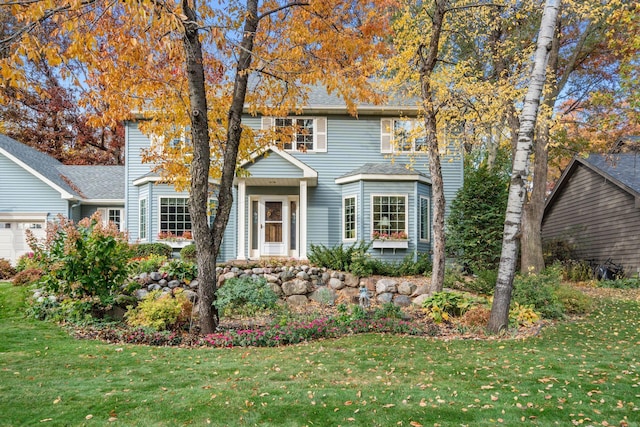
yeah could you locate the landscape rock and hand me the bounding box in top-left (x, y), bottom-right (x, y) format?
top-left (329, 277), bottom-right (345, 290)
top-left (376, 279), bottom-right (398, 294)
top-left (286, 295), bottom-right (308, 307)
top-left (377, 292), bottom-right (394, 304)
top-left (282, 279), bottom-right (311, 296)
top-left (344, 273), bottom-right (359, 288)
top-left (393, 295), bottom-right (412, 307)
top-left (397, 281), bottom-right (417, 295)
top-left (412, 294), bottom-right (430, 306)
top-left (149, 271), bottom-right (162, 281)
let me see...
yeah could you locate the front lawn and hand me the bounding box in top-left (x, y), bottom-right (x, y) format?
top-left (0, 281), bottom-right (638, 426)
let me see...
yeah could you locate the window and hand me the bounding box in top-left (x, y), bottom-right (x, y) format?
top-left (381, 119), bottom-right (426, 153)
top-left (139, 199), bottom-right (147, 240)
top-left (372, 195), bottom-right (407, 238)
top-left (160, 197), bottom-right (191, 237)
top-left (420, 196), bottom-right (430, 241)
top-left (275, 118), bottom-right (315, 151)
top-left (98, 208), bottom-right (124, 231)
top-left (394, 119), bottom-right (426, 152)
top-left (343, 196), bottom-right (357, 240)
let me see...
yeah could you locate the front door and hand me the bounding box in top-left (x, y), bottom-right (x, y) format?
top-left (262, 199), bottom-right (287, 256)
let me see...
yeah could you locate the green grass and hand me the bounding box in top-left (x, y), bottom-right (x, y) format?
top-left (1, 282), bottom-right (639, 426)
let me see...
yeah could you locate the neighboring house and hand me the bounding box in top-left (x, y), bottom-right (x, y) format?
top-left (542, 150), bottom-right (640, 276)
top-left (0, 134), bottom-right (124, 265)
top-left (125, 89), bottom-right (464, 262)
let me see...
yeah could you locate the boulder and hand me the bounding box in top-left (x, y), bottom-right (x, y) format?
top-left (309, 287), bottom-right (336, 305)
top-left (377, 292), bottom-right (394, 304)
top-left (168, 280), bottom-right (181, 289)
top-left (393, 295), bottom-right (412, 307)
top-left (397, 281), bottom-right (417, 296)
top-left (281, 279), bottom-right (311, 296)
top-left (188, 279), bottom-right (199, 289)
top-left (286, 295), bottom-right (308, 307)
top-left (328, 277), bottom-right (345, 290)
top-left (268, 283), bottom-right (284, 297)
top-left (149, 271), bottom-right (162, 281)
top-left (134, 289), bottom-right (149, 300)
top-left (296, 271), bottom-right (310, 280)
top-left (376, 279), bottom-right (398, 294)
top-left (183, 289), bottom-right (198, 303)
top-left (412, 294), bottom-right (430, 307)
top-left (344, 273), bottom-right (360, 288)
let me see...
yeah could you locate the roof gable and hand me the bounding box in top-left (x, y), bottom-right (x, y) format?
top-left (0, 134), bottom-right (124, 202)
top-left (545, 153), bottom-right (640, 214)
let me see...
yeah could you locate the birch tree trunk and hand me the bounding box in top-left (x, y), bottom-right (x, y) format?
top-left (487, 0), bottom-right (560, 333)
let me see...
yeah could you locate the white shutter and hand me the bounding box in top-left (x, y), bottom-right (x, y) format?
top-left (380, 118), bottom-right (393, 153)
top-left (261, 117), bottom-right (274, 144)
top-left (315, 117), bottom-right (327, 152)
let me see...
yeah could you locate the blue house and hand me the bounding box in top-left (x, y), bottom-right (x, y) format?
top-left (0, 134), bottom-right (124, 264)
top-left (125, 90), bottom-right (463, 262)
top-left (0, 90), bottom-right (463, 265)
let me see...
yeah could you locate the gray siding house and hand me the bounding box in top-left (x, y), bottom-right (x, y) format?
top-left (0, 134), bottom-right (124, 265)
top-left (126, 93), bottom-right (464, 262)
top-left (542, 152), bottom-right (640, 277)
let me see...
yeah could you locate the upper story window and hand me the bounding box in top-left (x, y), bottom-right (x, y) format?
top-left (381, 118), bottom-right (426, 153)
top-left (262, 117), bottom-right (327, 153)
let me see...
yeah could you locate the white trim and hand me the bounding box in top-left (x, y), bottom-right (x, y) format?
top-left (78, 199), bottom-right (124, 205)
top-left (419, 196), bottom-right (431, 242)
top-left (0, 147), bottom-right (75, 199)
top-left (287, 196), bottom-right (300, 258)
top-left (335, 173), bottom-right (431, 185)
top-left (133, 175), bottom-right (161, 186)
top-left (299, 180), bottom-right (308, 259)
top-left (342, 195), bottom-right (357, 242)
top-left (139, 198), bottom-right (148, 241)
top-left (0, 212), bottom-right (48, 221)
top-left (237, 180), bottom-right (246, 260)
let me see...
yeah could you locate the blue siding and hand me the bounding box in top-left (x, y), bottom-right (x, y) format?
top-left (245, 153), bottom-right (304, 178)
top-left (0, 154), bottom-right (69, 220)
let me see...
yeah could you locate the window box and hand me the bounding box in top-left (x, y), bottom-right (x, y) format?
top-left (163, 239), bottom-right (194, 249)
top-left (372, 239), bottom-right (409, 249)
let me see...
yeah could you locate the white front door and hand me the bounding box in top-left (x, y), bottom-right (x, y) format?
top-left (261, 199), bottom-right (287, 256)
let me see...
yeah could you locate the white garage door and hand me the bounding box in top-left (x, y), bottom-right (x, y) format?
top-left (0, 221), bottom-right (46, 266)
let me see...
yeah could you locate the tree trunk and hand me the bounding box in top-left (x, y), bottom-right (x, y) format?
top-left (181, 0), bottom-right (217, 334)
top-left (488, 0), bottom-right (560, 333)
top-left (413, 0), bottom-right (447, 296)
top-left (185, 0), bottom-right (260, 335)
top-left (520, 123), bottom-right (549, 274)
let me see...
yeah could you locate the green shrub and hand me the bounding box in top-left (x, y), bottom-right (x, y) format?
top-left (422, 291), bottom-right (475, 323)
top-left (128, 254), bottom-right (168, 275)
top-left (0, 258), bottom-right (16, 279)
top-left (372, 302), bottom-right (404, 320)
top-left (11, 268), bottom-right (43, 286)
top-left (446, 163), bottom-right (509, 273)
top-left (467, 269), bottom-right (497, 295)
top-left (159, 259), bottom-right (197, 283)
top-left (131, 242), bottom-right (173, 258)
top-left (512, 267), bottom-right (565, 319)
top-left (509, 302), bottom-right (540, 327)
top-left (180, 244), bottom-right (197, 262)
top-left (126, 289), bottom-right (192, 331)
top-left (309, 241), bottom-right (373, 274)
top-left (559, 259), bottom-right (593, 282)
top-left (30, 213), bottom-right (132, 306)
top-left (553, 284), bottom-right (592, 314)
top-left (15, 253), bottom-right (34, 272)
top-left (214, 276), bottom-right (279, 317)
top-left (595, 278), bottom-right (640, 289)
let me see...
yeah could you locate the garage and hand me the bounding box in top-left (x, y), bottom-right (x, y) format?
top-left (0, 213), bottom-right (47, 266)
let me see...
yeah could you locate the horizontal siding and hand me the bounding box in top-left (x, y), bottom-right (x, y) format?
top-left (0, 154), bottom-right (69, 219)
top-left (245, 153), bottom-right (304, 178)
top-left (125, 122), bottom-right (154, 242)
top-left (542, 165), bottom-right (640, 276)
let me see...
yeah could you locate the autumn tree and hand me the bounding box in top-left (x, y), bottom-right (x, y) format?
top-left (0, 10), bottom-right (123, 165)
top-left (0, 0), bottom-right (392, 333)
top-left (520, 0), bottom-right (637, 274)
top-left (487, 0), bottom-right (560, 333)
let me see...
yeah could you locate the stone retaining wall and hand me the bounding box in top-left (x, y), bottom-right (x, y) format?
top-left (131, 264), bottom-right (428, 307)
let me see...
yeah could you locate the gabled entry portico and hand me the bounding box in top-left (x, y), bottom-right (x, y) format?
top-left (236, 148), bottom-right (317, 260)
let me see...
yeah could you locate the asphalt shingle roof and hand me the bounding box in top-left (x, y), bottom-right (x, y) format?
top-left (0, 134), bottom-right (124, 200)
top-left (338, 163), bottom-right (428, 179)
top-left (584, 153), bottom-right (640, 194)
